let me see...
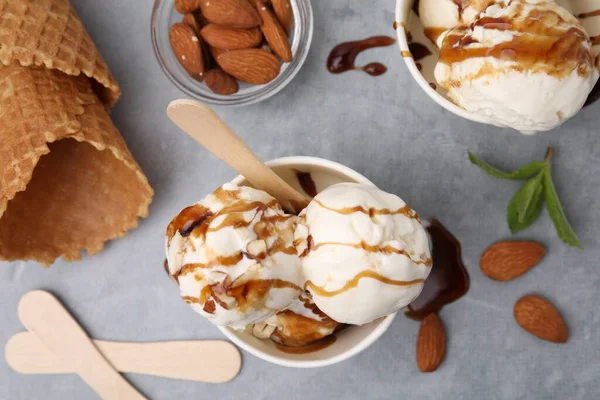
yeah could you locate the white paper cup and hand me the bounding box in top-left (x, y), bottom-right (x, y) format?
top-left (220, 156), bottom-right (396, 368)
top-left (395, 0), bottom-right (600, 126)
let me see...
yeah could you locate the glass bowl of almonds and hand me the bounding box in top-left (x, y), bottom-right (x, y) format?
top-left (152, 0), bottom-right (314, 106)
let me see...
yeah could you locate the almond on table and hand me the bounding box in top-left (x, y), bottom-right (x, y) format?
top-left (200, 24), bottom-right (263, 50)
top-left (514, 295), bottom-right (568, 343)
top-left (480, 241), bottom-right (545, 281)
top-left (170, 23), bottom-right (205, 81)
top-left (416, 313), bottom-right (446, 373)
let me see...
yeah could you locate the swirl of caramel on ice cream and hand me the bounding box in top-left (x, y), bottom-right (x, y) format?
top-left (166, 184), bottom-right (302, 327)
top-left (439, 1), bottom-right (595, 80)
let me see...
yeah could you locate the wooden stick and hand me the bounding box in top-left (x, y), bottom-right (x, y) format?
top-left (167, 99), bottom-right (310, 213)
top-left (17, 291), bottom-right (147, 400)
top-left (5, 332), bottom-right (241, 383)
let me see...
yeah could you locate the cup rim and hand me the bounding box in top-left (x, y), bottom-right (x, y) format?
top-left (394, 0), bottom-right (488, 124)
top-left (221, 156), bottom-right (398, 368)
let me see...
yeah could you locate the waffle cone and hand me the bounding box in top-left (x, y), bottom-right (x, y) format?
top-left (0, 64), bottom-right (152, 265)
top-left (0, 0), bottom-right (121, 106)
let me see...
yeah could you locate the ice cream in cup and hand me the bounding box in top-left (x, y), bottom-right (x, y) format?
top-left (164, 157), bottom-right (434, 367)
top-left (396, 0), bottom-right (600, 133)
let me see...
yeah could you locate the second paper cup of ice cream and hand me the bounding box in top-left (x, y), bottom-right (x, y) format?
top-left (395, 0), bottom-right (489, 126)
top-left (395, 0), bottom-right (600, 132)
top-left (219, 156), bottom-right (396, 368)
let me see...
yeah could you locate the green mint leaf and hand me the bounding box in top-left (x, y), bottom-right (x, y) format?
top-left (542, 169), bottom-right (583, 248)
top-left (469, 151), bottom-right (546, 180)
top-left (507, 173), bottom-right (545, 233)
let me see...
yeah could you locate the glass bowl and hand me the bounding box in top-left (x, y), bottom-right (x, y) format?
top-left (151, 0), bottom-right (314, 106)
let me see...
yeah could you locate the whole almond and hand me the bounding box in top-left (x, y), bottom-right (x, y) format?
top-left (175, 0), bottom-right (202, 13)
top-left (256, 2), bottom-right (292, 62)
top-left (210, 46), bottom-right (229, 68)
top-left (416, 313), bottom-right (446, 373)
top-left (480, 241), bottom-right (545, 281)
top-left (514, 295), bottom-right (568, 343)
top-left (271, 0), bottom-right (293, 36)
top-left (170, 23), bottom-right (205, 81)
top-left (217, 48), bottom-right (280, 84)
top-left (201, 24), bottom-right (263, 50)
top-left (200, 0), bottom-right (261, 28)
top-left (182, 14), bottom-right (210, 67)
top-left (182, 13), bottom-right (202, 33)
top-left (204, 68), bottom-right (239, 95)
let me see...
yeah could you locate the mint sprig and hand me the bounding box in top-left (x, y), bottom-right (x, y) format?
top-left (469, 147), bottom-right (582, 248)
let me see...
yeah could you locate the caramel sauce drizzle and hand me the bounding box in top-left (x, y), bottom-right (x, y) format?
top-left (313, 199), bottom-right (420, 220)
top-left (439, 10), bottom-right (594, 79)
top-left (179, 252), bottom-right (245, 275)
top-left (591, 35), bottom-right (600, 46)
top-left (310, 241), bottom-right (432, 267)
top-left (178, 243), bottom-right (297, 276)
top-left (166, 204), bottom-right (212, 240)
top-left (271, 307), bottom-right (339, 348)
top-left (184, 279), bottom-right (302, 314)
top-left (327, 36), bottom-right (396, 77)
top-left (295, 171), bottom-right (318, 198)
top-left (305, 270), bottom-right (424, 298)
top-left (171, 195), bottom-right (294, 280)
top-left (424, 27), bottom-right (447, 44)
top-left (276, 335), bottom-right (337, 354)
top-left (408, 42), bottom-right (432, 61)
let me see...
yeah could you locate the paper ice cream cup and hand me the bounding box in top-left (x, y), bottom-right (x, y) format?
top-left (219, 156), bottom-right (396, 368)
top-left (395, 0), bottom-right (600, 126)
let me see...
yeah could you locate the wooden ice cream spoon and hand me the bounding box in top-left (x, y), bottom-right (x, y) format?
top-left (5, 332), bottom-right (241, 383)
top-left (18, 291), bottom-right (147, 399)
top-left (167, 99), bottom-right (310, 214)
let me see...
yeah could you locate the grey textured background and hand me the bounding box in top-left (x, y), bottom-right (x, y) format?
top-left (2, 0), bottom-right (600, 399)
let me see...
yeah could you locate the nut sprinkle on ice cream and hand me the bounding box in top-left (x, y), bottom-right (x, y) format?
top-left (166, 183), bottom-right (302, 329)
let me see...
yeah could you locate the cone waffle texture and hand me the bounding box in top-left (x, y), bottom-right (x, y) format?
top-left (0, 0), bottom-right (152, 266)
top-left (0, 0), bottom-right (121, 106)
top-left (0, 65), bottom-right (153, 265)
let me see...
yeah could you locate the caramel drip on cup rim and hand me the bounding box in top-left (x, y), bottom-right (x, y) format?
top-left (305, 270), bottom-right (425, 297)
top-left (310, 241), bottom-right (432, 267)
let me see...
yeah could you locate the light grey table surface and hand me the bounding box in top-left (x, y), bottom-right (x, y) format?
top-left (2, 0), bottom-right (599, 399)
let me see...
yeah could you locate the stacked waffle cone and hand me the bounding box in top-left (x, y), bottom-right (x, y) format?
top-left (0, 0), bottom-right (153, 265)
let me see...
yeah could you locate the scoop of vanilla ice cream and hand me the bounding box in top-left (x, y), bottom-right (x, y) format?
top-left (294, 183), bottom-right (432, 325)
top-left (165, 183), bottom-right (302, 329)
top-left (434, 0), bottom-right (599, 133)
top-left (419, 0), bottom-right (497, 45)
